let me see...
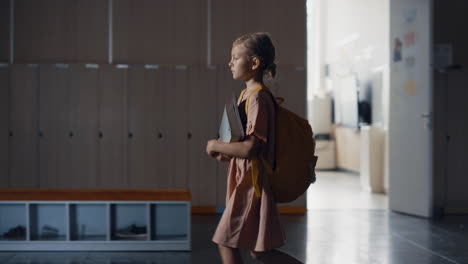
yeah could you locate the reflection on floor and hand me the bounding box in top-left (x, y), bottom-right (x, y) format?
top-left (308, 170), bottom-right (388, 210)
top-left (1, 171), bottom-right (468, 263)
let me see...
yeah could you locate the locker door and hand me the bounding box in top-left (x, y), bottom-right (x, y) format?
top-left (98, 64), bottom-right (128, 188)
top-left (127, 66), bottom-right (163, 188)
top-left (68, 64), bottom-right (99, 188)
top-left (9, 64), bottom-right (39, 187)
top-left (38, 64), bottom-right (71, 188)
top-left (275, 66), bottom-right (307, 119)
top-left (212, 0), bottom-right (245, 65)
top-left (113, 0), bottom-right (173, 64)
top-left (215, 65), bottom-right (243, 207)
top-left (173, 0), bottom-right (206, 65)
top-left (187, 66), bottom-right (218, 206)
top-left (243, 0), bottom-right (280, 40)
top-left (0, 65), bottom-right (9, 187)
top-left (76, 0), bottom-right (108, 63)
top-left (161, 66), bottom-right (189, 189)
top-left (155, 67), bottom-right (171, 189)
top-left (15, 0), bottom-right (75, 62)
top-left (275, 0), bottom-right (306, 66)
top-left (173, 66), bottom-right (189, 189)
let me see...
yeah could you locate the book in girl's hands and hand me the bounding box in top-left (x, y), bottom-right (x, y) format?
top-left (218, 95), bottom-right (245, 143)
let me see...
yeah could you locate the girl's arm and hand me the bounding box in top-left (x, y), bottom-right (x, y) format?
top-left (206, 136), bottom-right (259, 159)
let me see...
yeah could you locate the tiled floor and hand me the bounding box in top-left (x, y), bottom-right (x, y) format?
top-left (307, 170), bottom-right (388, 210)
top-left (1, 171), bottom-right (467, 264)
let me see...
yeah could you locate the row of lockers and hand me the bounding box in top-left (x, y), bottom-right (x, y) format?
top-left (0, 0), bottom-right (306, 66)
top-left (0, 64), bottom-right (306, 207)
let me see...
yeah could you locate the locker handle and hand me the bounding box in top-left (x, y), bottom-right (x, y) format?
top-left (128, 132), bottom-right (133, 139)
top-left (39, 131), bottom-right (43, 137)
top-left (99, 131), bottom-right (103, 138)
top-left (69, 132), bottom-right (74, 138)
top-left (9, 131), bottom-right (13, 137)
top-left (158, 132), bottom-right (163, 139)
top-left (187, 132), bottom-right (192, 139)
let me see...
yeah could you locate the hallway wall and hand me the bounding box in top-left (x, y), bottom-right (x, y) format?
top-left (433, 0), bottom-right (468, 214)
top-left (0, 0), bottom-right (308, 209)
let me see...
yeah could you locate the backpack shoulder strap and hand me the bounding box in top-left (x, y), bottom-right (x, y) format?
top-left (243, 85), bottom-right (264, 114)
top-left (242, 85), bottom-right (278, 199)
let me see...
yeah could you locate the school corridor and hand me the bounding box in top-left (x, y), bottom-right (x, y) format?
top-left (1, 0), bottom-right (468, 263)
top-left (0, 171), bottom-right (467, 263)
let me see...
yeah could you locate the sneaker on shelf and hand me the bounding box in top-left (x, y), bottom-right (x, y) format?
top-left (2, 225), bottom-right (26, 239)
top-left (115, 224), bottom-right (147, 239)
top-left (41, 224), bottom-right (59, 238)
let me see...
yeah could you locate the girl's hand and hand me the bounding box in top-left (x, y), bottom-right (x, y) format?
top-left (206, 139), bottom-right (219, 158)
top-left (216, 154), bottom-right (232, 163)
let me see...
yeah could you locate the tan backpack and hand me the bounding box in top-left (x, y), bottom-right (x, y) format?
top-left (242, 86), bottom-right (318, 203)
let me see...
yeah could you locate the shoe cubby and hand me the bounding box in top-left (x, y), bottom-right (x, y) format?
top-left (29, 204), bottom-right (67, 241)
top-left (150, 203), bottom-right (189, 241)
top-left (0, 203), bottom-right (26, 241)
top-left (69, 203), bottom-right (107, 241)
top-left (110, 203), bottom-right (147, 241)
top-left (0, 189), bottom-right (191, 251)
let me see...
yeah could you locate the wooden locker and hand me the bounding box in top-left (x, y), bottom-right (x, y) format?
top-left (275, 0), bottom-right (306, 66)
top-left (76, 0), bottom-right (108, 63)
top-left (9, 64), bottom-right (39, 187)
top-left (0, 0), bottom-right (10, 62)
top-left (242, 0), bottom-right (290, 66)
top-left (0, 65), bottom-right (9, 187)
top-left (275, 65), bottom-right (307, 118)
top-left (127, 65), bottom-right (150, 188)
top-left (212, 0), bottom-right (306, 66)
top-left (157, 66), bottom-right (189, 189)
top-left (114, 0), bottom-right (206, 64)
top-left (173, 0), bottom-right (207, 65)
top-left (187, 66), bottom-right (218, 206)
top-left (113, 0), bottom-right (173, 64)
top-left (152, 67), bottom-right (171, 189)
top-left (127, 65), bottom-right (165, 188)
top-left (212, 0), bottom-right (246, 65)
top-left (38, 64), bottom-right (71, 188)
top-left (170, 66), bottom-right (189, 189)
top-left (243, 0), bottom-right (281, 46)
top-left (15, 0), bottom-right (76, 62)
top-left (68, 64), bottom-right (99, 188)
top-left (98, 64), bottom-right (128, 188)
top-left (215, 65), bottom-right (243, 207)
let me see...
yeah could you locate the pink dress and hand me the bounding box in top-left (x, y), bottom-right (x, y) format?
top-left (212, 88), bottom-right (285, 252)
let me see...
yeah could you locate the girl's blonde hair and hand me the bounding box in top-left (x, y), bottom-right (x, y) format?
top-left (233, 32), bottom-right (277, 79)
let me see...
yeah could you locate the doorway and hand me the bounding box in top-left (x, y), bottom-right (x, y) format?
top-left (305, 0), bottom-right (389, 210)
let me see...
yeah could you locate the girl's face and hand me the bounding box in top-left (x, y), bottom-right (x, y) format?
top-left (228, 44), bottom-right (256, 81)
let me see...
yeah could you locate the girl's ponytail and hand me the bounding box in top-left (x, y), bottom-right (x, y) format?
top-left (265, 62), bottom-right (277, 79)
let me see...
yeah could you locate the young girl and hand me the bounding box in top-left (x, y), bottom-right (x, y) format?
top-left (206, 33), bottom-right (301, 264)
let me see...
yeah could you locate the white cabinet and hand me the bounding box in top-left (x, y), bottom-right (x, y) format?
top-left (360, 125), bottom-right (385, 193)
top-left (0, 200), bottom-right (191, 251)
